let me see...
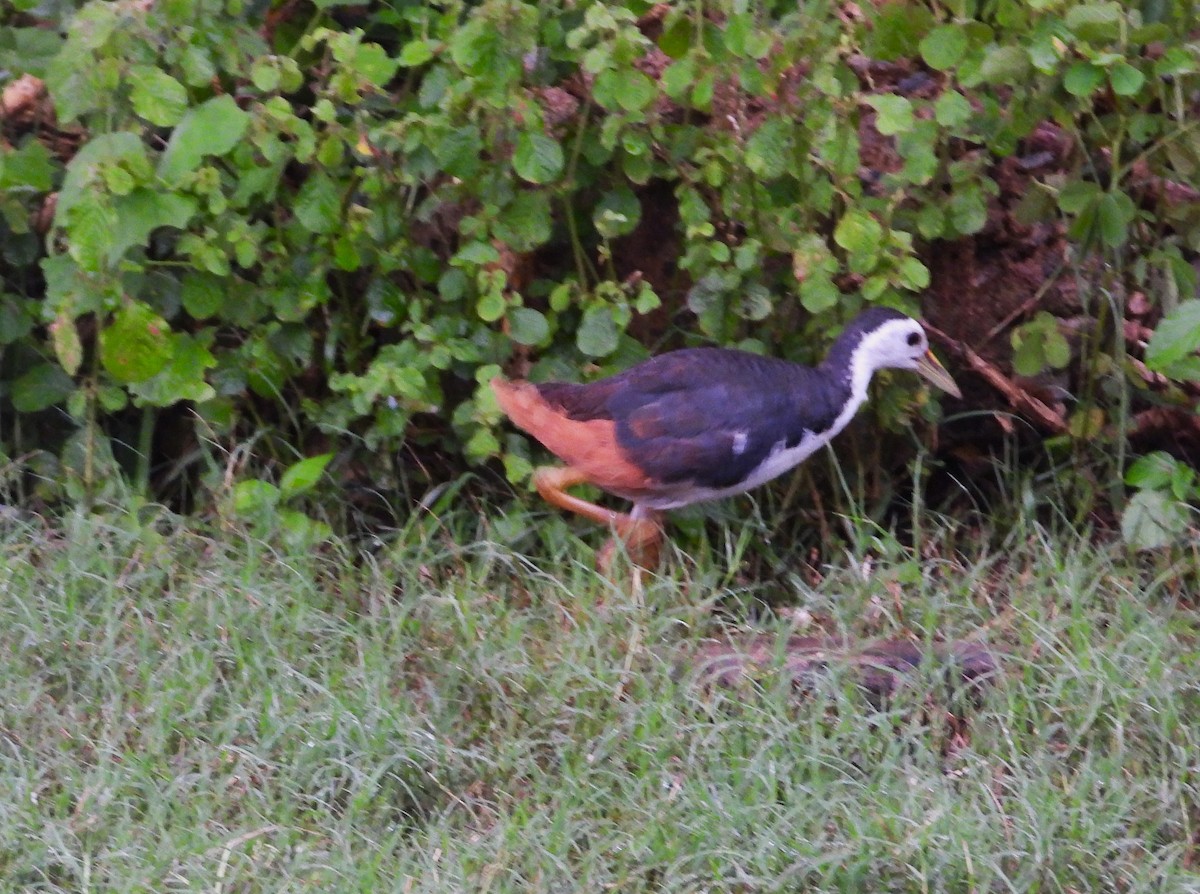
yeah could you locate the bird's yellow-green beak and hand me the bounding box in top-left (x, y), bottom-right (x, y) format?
top-left (916, 350), bottom-right (961, 398)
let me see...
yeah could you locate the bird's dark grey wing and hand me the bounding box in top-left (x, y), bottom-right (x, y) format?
top-left (604, 349), bottom-right (848, 489)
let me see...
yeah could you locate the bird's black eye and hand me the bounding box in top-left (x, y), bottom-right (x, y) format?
top-left (906, 332), bottom-right (921, 347)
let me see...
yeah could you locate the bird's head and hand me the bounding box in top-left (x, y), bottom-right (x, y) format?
top-left (837, 309), bottom-right (962, 399)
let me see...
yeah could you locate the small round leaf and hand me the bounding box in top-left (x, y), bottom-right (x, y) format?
top-left (513, 132), bottom-right (564, 184)
top-left (508, 307), bottom-right (550, 346)
top-left (100, 303), bottom-right (173, 384)
top-left (919, 26), bottom-right (969, 71)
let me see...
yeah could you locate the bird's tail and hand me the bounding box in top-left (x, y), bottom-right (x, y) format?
top-left (489, 377), bottom-right (650, 493)
top-left (490, 377), bottom-right (550, 437)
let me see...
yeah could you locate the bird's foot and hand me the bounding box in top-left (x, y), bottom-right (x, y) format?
top-left (596, 515), bottom-right (664, 578)
top-left (529, 464), bottom-right (664, 581)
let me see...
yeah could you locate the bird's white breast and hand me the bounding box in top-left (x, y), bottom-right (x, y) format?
top-left (639, 390), bottom-right (867, 510)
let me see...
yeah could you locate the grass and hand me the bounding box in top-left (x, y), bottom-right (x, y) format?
top-left (1, 502), bottom-right (1199, 893)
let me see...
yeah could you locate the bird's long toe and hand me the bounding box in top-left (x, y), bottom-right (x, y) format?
top-left (597, 514), bottom-right (664, 577)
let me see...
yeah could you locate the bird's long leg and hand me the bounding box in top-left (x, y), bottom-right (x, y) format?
top-left (533, 466), bottom-right (625, 527)
top-left (533, 467), bottom-right (664, 572)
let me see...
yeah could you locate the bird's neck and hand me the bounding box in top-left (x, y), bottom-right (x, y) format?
top-left (819, 334), bottom-right (879, 419)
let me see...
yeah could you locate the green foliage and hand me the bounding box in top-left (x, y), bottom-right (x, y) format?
top-left (1144, 300), bottom-right (1200, 381)
top-left (0, 0), bottom-right (1198, 515)
top-left (1011, 312), bottom-right (1071, 377)
top-left (1121, 451), bottom-right (1195, 549)
top-left (229, 452), bottom-right (335, 547)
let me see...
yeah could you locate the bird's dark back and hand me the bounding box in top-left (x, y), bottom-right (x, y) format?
top-left (536, 348), bottom-right (851, 488)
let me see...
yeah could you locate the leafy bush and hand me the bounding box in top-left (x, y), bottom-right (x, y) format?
top-left (1, 0), bottom-right (1198, 531)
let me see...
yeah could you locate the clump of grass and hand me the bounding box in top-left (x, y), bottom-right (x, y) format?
top-left (0, 504), bottom-right (1196, 892)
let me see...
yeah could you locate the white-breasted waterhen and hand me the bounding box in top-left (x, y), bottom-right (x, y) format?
top-left (493, 307), bottom-right (961, 571)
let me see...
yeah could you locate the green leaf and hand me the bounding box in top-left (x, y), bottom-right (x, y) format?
top-left (233, 479), bottom-right (280, 514)
top-left (1064, 62), bottom-right (1106, 97)
top-left (868, 2), bottom-right (934, 61)
top-left (593, 187), bottom-right (642, 238)
top-left (1065, 2), bottom-right (1123, 42)
top-left (100, 303), bottom-right (173, 384)
top-left (834, 209), bottom-right (884, 255)
top-left (0, 25), bottom-right (62, 78)
top-left (745, 119), bottom-right (793, 179)
top-left (465, 427), bottom-right (501, 462)
top-left (181, 273), bottom-right (225, 319)
top-left (897, 123), bottom-right (938, 184)
top-left (1044, 329), bottom-right (1071, 368)
top-left (57, 132), bottom-right (149, 218)
top-left (658, 14), bottom-right (691, 58)
top-left (948, 186), bottom-right (988, 235)
top-left (919, 26), bottom-right (969, 71)
top-left (129, 332), bottom-right (217, 406)
top-left (41, 253), bottom-right (103, 319)
top-left (593, 69), bottom-right (655, 112)
top-left (294, 173), bottom-right (342, 234)
top-left (576, 305), bottom-right (619, 357)
top-left (128, 65), bottom-right (189, 126)
top-left (661, 58), bottom-right (695, 100)
top-left (65, 194), bottom-right (117, 272)
top-left (1096, 190), bottom-right (1135, 247)
top-left (353, 42), bottom-right (399, 89)
top-left (737, 283), bottom-right (773, 321)
top-left (50, 314), bottom-right (83, 376)
top-left (0, 139), bottom-right (56, 191)
top-left (103, 164), bottom-right (135, 196)
top-left (0, 295), bottom-right (34, 345)
top-left (477, 289), bottom-right (506, 322)
top-left (494, 191), bottom-right (552, 251)
top-left (723, 12), bottom-right (750, 57)
top-left (435, 125), bottom-right (483, 179)
top-left (817, 124), bottom-right (860, 178)
top-left (278, 509), bottom-right (333, 547)
top-left (1125, 452), bottom-right (1179, 489)
top-left (1057, 179), bottom-right (1102, 214)
top-left (109, 189), bottom-right (197, 263)
top-left (449, 16), bottom-right (520, 84)
top-left (897, 256), bottom-right (930, 290)
top-left (934, 90), bottom-right (972, 128)
top-left (98, 385), bottom-right (128, 412)
top-left (1108, 61), bottom-right (1145, 97)
top-left (799, 270), bottom-right (840, 314)
top-left (1145, 300), bottom-right (1200, 374)
top-left (179, 45), bottom-right (216, 87)
top-left (399, 39), bottom-right (435, 67)
top-left (159, 95), bottom-right (251, 183)
top-left (975, 45), bottom-right (1030, 85)
top-left (635, 283), bottom-right (661, 315)
top-left (692, 72), bottom-right (715, 111)
top-left (549, 282), bottom-right (574, 313)
top-left (508, 307), bottom-right (550, 346)
top-left (1121, 489), bottom-right (1189, 550)
top-left (513, 132), bottom-right (563, 184)
top-left (1155, 46), bottom-right (1198, 78)
top-left (250, 59), bottom-right (281, 92)
top-left (455, 241), bottom-right (501, 267)
top-left (687, 272), bottom-right (735, 335)
top-left (280, 453), bottom-right (333, 499)
top-left (916, 203), bottom-right (945, 238)
top-left (11, 363), bottom-right (75, 412)
top-left (1012, 312), bottom-right (1070, 375)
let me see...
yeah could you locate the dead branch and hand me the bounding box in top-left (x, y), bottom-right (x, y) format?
top-left (926, 323), bottom-right (1069, 434)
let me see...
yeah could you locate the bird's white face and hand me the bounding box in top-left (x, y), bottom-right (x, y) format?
top-left (865, 318), bottom-right (930, 370)
top-left (857, 318), bottom-right (961, 397)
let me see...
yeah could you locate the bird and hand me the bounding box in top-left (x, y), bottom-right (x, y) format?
top-left (492, 307), bottom-right (961, 572)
